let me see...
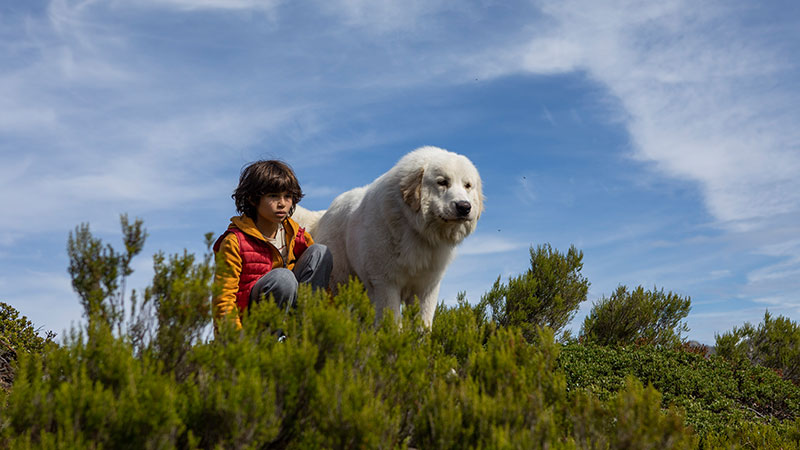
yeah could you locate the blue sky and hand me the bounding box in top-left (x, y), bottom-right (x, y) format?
top-left (2, 0), bottom-right (799, 345)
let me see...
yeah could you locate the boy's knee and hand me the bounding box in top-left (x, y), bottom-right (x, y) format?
top-left (311, 244), bottom-right (333, 266)
top-left (269, 269), bottom-right (298, 310)
top-left (251, 268), bottom-right (298, 309)
top-left (271, 268), bottom-right (299, 293)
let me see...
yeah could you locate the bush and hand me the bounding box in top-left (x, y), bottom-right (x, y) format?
top-left (716, 310), bottom-right (800, 386)
top-left (478, 243), bottom-right (589, 342)
top-left (558, 343), bottom-right (800, 441)
top-left (0, 302), bottom-right (54, 391)
top-left (1, 219), bottom-right (701, 448)
top-left (580, 285), bottom-right (690, 347)
top-left (569, 375), bottom-right (696, 449)
top-left (5, 322), bottom-right (184, 448)
top-left (3, 221), bottom-right (798, 448)
top-left (1, 298), bottom-right (699, 448)
top-left (67, 214), bottom-right (146, 331)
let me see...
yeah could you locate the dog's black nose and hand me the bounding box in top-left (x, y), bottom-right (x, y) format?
top-left (455, 201), bottom-right (472, 216)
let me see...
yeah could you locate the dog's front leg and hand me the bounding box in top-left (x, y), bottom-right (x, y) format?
top-left (417, 284), bottom-right (440, 328)
top-left (369, 283), bottom-right (402, 326)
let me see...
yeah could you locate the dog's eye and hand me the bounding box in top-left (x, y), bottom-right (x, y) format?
top-left (437, 178), bottom-right (449, 187)
top-left (464, 182), bottom-right (472, 190)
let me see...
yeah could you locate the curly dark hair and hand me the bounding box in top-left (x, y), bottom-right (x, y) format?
top-left (233, 160), bottom-right (304, 220)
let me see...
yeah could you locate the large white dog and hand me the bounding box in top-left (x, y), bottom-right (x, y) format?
top-left (293, 146), bottom-right (483, 326)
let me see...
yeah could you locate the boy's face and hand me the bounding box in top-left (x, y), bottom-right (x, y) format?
top-left (255, 192), bottom-right (293, 225)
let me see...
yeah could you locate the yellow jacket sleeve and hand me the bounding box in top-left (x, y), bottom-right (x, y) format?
top-left (213, 232), bottom-right (243, 330)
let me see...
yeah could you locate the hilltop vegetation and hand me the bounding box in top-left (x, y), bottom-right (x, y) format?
top-left (1, 217), bottom-right (799, 449)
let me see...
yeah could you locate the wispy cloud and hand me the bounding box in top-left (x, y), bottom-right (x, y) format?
top-left (516, 175), bottom-right (537, 205)
top-left (0, 1), bottom-right (311, 241)
top-left (458, 0), bottom-right (800, 317)
top-left (320, 0), bottom-right (446, 31)
top-left (541, 106), bottom-right (556, 126)
top-left (459, 234), bottom-right (525, 256)
top-left (134, 0), bottom-right (283, 11)
top-left (500, 1), bottom-right (800, 229)
top-left (4, 0), bottom-right (800, 340)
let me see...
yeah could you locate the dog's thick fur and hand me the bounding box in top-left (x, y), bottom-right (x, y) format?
top-left (294, 146), bottom-right (483, 326)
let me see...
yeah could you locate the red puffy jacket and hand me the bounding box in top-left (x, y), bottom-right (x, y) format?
top-left (212, 215), bottom-right (312, 328)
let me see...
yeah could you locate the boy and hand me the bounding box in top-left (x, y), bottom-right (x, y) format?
top-left (213, 160), bottom-right (332, 330)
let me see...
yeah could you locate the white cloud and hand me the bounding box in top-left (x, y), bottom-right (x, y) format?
top-left (113, 0), bottom-right (282, 12)
top-left (458, 234), bottom-right (525, 256)
top-left (319, 0), bottom-right (453, 32)
top-left (478, 0), bottom-right (800, 228)
top-left (708, 270), bottom-right (731, 280)
top-left (745, 238), bottom-right (800, 304)
top-left (459, 0), bottom-right (800, 317)
top-left (4, 0), bottom-right (800, 338)
top-left (0, 1), bottom-right (313, 239)
top-left (517, 176), bottom-right (537, 205)
top-left (0, 82), bottom-right (58, 133)
top-left (753, 296), bottom-right (800, 309)
top-left (521, 37), bottom-right (585, 74)
top-left (0, 104), bottom-right (297, 239)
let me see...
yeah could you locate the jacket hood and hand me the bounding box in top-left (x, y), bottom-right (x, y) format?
top-left (229, 215), bottom-right (265, 241)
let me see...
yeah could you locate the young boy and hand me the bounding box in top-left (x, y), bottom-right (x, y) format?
top-left (213, 160), bottom-right (332, 330)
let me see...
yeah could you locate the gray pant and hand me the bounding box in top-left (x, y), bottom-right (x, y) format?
top-left (249, 244), bottom-right (333, 311)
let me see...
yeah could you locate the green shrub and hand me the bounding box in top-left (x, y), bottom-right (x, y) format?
top-left (0, 302), bottom-right (53, 356)
top-left (701, 419), bottom-right (800, 449)
top-left (5, 323), bottom-right (184, 449)
top-left (569, 376), bottom-right (696, 449)
top-left (580, 285), bottom-right (691, 347)
top-left (479, 243), bottom-right (589, 342)
top-left (3, 219), bottom-right (798, 448)
top-left (0, 215), bottom-right (697, 449)
top-left (558, 343), bottom-right (800, 442)
top-left (0, 302), bottom-right (55, 391)
top-left (67, 214), bottom-right (146, 332)
top-left (141, 238), bottom-right (215, 379)
top-left (716, 310), bottom-right (800, 386)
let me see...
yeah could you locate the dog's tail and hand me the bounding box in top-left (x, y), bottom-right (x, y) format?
top-left (292, 205), bottom-right (326, 236)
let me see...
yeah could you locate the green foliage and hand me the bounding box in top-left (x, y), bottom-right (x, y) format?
top-left (67, 214), bottom-right (147, 331)
top-left (430, 292), bottom-right (493, 365)
top-left (5, 323), bottom-right (183, 449)
top-left (0, 302), bottom-right (55, 391)
top-left (1, 217), bottom-right (699, 448)
top-left (559, 343), bottom-right (800, 443)
top-left (580, 285), bottom-right (691, 347)
top-left (140, 233), bottom-right (215, 378)
top-left (0, 302), bottom-right (54, 358)
top-left (479, 244), bottom-right (589, 341)
top-left (414, 326), bottom-right (568, 448)
top-left (0, 287), bottom-right (700, 448)
top-left (569, 376), bottom-right (696, 449)
top-left (3, 221), bottom-right (799, 448)
top-left (716, 310), bottom-right (800, 386)
top-left (67, 216), bottom-right (214, 381)
top-left (701, 419), bottom-right (800, 449)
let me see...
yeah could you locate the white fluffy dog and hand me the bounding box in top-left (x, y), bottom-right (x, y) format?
top-left (293, 146), bottom-right (483, 326)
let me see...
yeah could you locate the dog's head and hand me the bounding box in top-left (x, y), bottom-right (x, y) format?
top-left (398, 146), bottom-right (484, 244)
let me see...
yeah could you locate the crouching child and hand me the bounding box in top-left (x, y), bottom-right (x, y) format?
top-left (213, 159), bottom-right (332, 332)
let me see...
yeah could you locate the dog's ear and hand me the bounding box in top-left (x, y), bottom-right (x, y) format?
top-left (400, 168), bottom-right (424, 212)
